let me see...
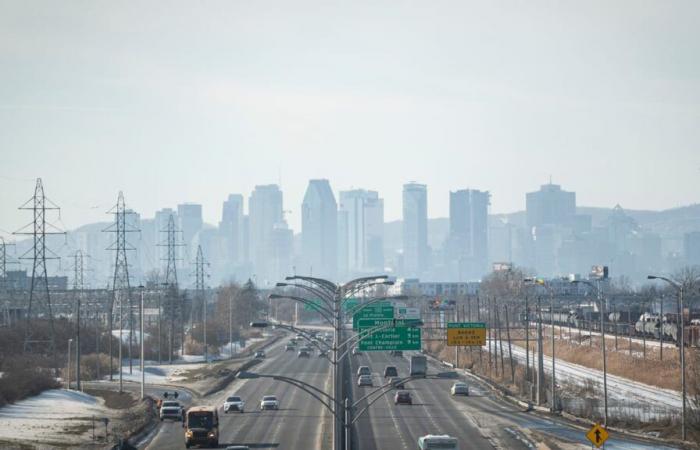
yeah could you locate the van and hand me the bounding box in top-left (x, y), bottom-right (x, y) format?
top-left (418, 434), bottom-right (458, 450)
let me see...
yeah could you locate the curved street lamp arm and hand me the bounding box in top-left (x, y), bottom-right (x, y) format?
top-left (351, 375), bottom-right (414, 408)
top-left (269, 294), bottom-right (335, 326)
top-left (271, 374), bottom-right (341, 408)
top-left (278, 283), bottom-right (334, 306)
top-left (342, 276), bottom-right (388, 291)
top-left (342, 280), bottom-right (393, 302)
top-left (285, 275), bottom-right (337, 294)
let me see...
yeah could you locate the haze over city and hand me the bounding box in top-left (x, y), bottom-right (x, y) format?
top-left (1, 1), bottom-right (699, 235)
top-left (1, 3), bottom-right (699, 450)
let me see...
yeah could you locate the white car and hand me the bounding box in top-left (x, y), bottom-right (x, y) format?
top-left (159, 400), bottom-right (182, 421)
top-left (357, 366), bottom-right (371, 377)
top-left (260, 395), bottom-right (279, 410)
top-left (357, 375), bottom-right (373, 387)
top-left (450, 382), bottom-right (469, 396)
top-left (223, 395), bottom-right (245, 413)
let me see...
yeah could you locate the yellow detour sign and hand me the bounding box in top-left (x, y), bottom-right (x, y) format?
top-left (586, 423), bottom-right (609, 448)
top-left (446, 322), bottom-right (486, 346)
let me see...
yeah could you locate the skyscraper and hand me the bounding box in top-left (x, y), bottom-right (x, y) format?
top-left (402, 182), bottom-right (428, 277)
top-left (338, 189), bottom-right (384, 275)
top-left (220, 194), bottom-right (245, 266)
top-left (526, 183), bottom-right (576, 228)
top-left (448, 189), bottom-right (490, 280)
top-left (302, 179), bottom-right (338, 280)
top-left (177, 203), bottom-right (203, 253)
top-left (249, 185), bottom-right (284, 284)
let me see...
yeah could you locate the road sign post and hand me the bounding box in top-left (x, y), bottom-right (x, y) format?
top-left (586, 423), bottom-right (608, 448)
top-left (446, 322), bottom-right (486, 346)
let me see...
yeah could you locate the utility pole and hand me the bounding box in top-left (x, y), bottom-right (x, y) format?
top-left (104, 192), bottom-right (138, 379)
top-left (73, 250), bottom-right (86, 391)
top-left (14, 179), bottom-right (64, 375)
top-left (549, 290), bottom-right (557, 412)
top-left (159, 215), bottom-right (183, 364)
top-left (193, 246), bottom-right (209, 362)
top-left (0, 238), bottom-right (18, 327)
top-left (139, 286), bottom-right (145, 400)
top-left (536, 295), bottom-right (545, 405)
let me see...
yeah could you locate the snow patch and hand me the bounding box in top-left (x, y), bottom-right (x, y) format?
top-left (0, 389), bottom-right (109, 445)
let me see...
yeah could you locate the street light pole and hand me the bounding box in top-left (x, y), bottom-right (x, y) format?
top-left (140, 286), bottom-right (145, 400)
top-left (229, 293), bottom-right (233, 359)
top-left (572, 278), bottom-right (608, 426)
top-left (67, 338), bottom-right (73, 390)
top-left (648, 275), bottom-right (686, 441)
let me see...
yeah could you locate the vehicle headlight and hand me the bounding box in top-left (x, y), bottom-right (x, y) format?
top-left (208, 432), bottom-right (215, 437)
top-left (186, 430), bottom-right (193, 437)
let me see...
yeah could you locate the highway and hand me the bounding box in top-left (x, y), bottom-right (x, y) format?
top-left (348, 349), bottom-right (677, 450)
top-left (145, 336), bottom-right (332, 450)
top-left (135, 330), bottom-right (677, 450)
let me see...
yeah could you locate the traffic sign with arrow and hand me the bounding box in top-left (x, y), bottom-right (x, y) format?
top-left (586, 423), bottom-right (608, 448)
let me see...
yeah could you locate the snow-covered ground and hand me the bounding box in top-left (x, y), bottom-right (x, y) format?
top-left (488, 340), bottom-right (684, 413)
top-left (0, 389), bottom-right (110, 446)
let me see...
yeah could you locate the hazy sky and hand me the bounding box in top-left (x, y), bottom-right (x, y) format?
top-left (1, 0), bottom-right (699, 237)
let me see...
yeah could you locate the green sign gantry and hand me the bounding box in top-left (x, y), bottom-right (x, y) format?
top-left (358, 327), bottom-right (421, 351)
top-left (352, 305), bottom-right (394, 330)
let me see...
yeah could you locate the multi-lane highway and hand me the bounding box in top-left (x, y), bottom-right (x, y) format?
top-left (145, 336), bottom-right (332, 449)
top-left (137, 330), bottom-right (675, 450)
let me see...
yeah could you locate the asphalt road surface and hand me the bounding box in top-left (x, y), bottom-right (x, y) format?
top-left (145, 337), bottom-right (332, 450)
top-left (137, 331), bottom-right (676, 450)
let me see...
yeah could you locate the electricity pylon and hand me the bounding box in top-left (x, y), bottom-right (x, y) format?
top-left (159, 214), bottom-right (183, 363)
top-left (103, 191), bottom-right (138, 380)
top-left (13, 179), bottom-right (65, 374)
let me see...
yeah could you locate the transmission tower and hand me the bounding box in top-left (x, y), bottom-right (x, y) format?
top-left (159, 214), bottom-right (184, 363)
top-left (192, 245), bottom-right (209, 361)
top-left (12, 179), bottom-right (65, 371)
top-left (103, 191), bottom-right (139, 379)
top-left (72, 250), bottom-right (86, 390)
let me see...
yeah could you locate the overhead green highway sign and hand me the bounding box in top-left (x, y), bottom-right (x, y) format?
top-left (358, 326), bottom-right (421, 351)
top-left (352, 305), bottom-right (394, 330)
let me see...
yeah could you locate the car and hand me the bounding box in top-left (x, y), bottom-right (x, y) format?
top-left (357, 375), bottom-right (373, 387)
top-left (254, 350), bottom-right (266, 358)
top-left (159, 401), bottom-right (182, 421)
top-left (223, 395), bottom-right (245, 413)
top-left (384, 366), bottom-right (398, 377)
top-left (389, 377), bottom-right (405, 389)
top-left (259, 395), bottom-right (279, 410)
top-left (285, 343), bottom-right (295, 352)
top-left (297, 349), bottom-right (310, 358)
top-left (450, 382), bottom-right (469, 396)
top-left (389, 350), bottom-right (403, 357)
top-left (318, 350), bottom-right (328, 357)
top-left (418, 434), bottom-right (458, 450)
top-left (357, 366), bottom-right (371, 376)
top-left (394, 391), bottom-right (412, 405)
top-left (352, 347), bottom-right (362, 355)
top-left (299, 346), bottom-right (312, 353)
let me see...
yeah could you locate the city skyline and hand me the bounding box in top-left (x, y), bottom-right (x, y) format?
top-left (2, 1), bottom-right (699, 236)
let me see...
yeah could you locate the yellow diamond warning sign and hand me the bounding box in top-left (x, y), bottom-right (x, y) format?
top-left (586, 423), bottom-right (608, 448)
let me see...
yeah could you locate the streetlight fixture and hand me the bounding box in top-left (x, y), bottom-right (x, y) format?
top-left (647, 274), bottom-right (687, 441)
